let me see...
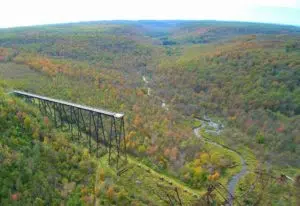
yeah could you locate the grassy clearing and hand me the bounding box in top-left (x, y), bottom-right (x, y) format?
top-left (202, 140), bottom-right (242, 186)
top-left (179, 118), bottom-right (202, 128)
top-left (200, 130), bottom-right (258, 171)
top-left (129, 156), bottom-right (205, 195)
top-left (90, 154), bottom-right (201, 205)
top-left (199, 129), bottom-right (259, 199)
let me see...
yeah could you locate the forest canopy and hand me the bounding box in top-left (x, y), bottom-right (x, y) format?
top-left (0, 20), bottom-right (299, 205)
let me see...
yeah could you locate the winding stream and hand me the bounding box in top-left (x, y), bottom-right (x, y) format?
top-left (142, 75), bottom-right (247, 204)
top-left (193, 119), bottom-right (247, 205)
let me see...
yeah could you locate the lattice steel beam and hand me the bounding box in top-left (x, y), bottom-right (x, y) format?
top-left (13, 90), bottom-right (126, 168)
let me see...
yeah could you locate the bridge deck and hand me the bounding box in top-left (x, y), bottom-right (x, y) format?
top-left (13, 90), bottom-right (124, 118)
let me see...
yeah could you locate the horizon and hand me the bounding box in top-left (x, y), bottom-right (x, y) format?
top-left (1, 19), bottom-right (300, 30)
top-left (0, 0), bottom-right (300, 28)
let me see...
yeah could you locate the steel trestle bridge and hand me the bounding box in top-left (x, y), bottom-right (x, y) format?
top-left (13, 90), bottom-right (126, 168)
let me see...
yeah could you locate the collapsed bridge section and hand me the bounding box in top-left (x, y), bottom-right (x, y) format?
top-left (13, 90), bottom-right (126, 167)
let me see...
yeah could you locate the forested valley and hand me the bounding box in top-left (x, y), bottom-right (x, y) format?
top-left (0, 20), bottom-right (299, 205)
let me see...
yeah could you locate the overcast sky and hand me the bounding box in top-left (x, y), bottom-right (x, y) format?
top-left (0, 0), bottom-right (300, 28)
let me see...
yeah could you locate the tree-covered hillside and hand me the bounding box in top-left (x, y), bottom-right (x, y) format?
top-left (0, 20), bottom-right (299, 205)
top-left (153, 34), bottom-right (300, 167)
